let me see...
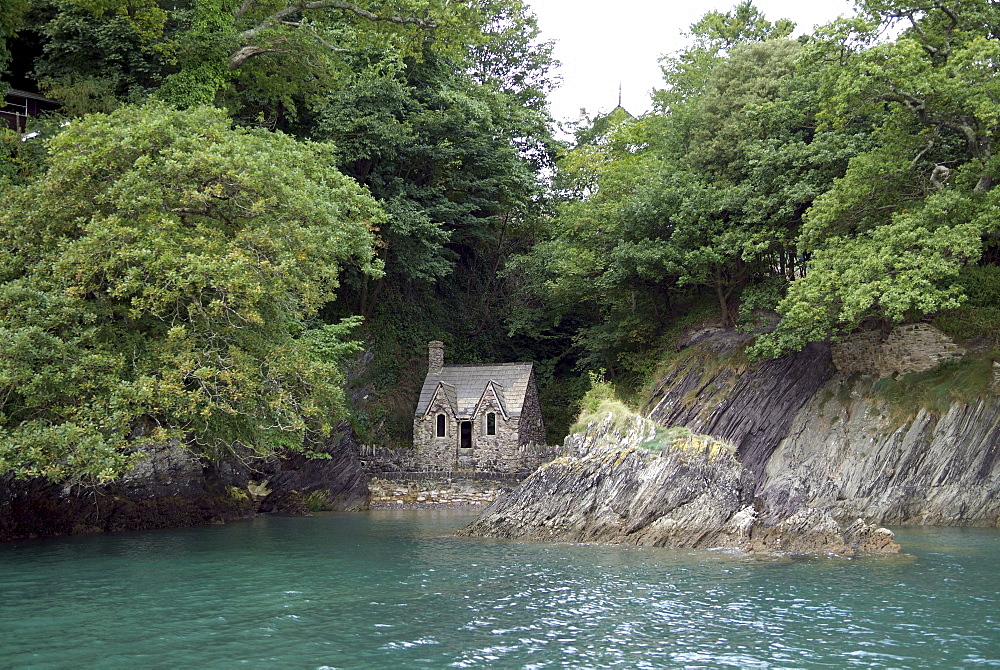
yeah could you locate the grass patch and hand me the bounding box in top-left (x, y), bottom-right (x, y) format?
top-left (933, 307), bottom-right (1000, 345)
top-left (640, 426), bottom-right (736, 461)
top-left (871, 355), bottom-right (996, 424)
top-left (569, 374), bottom-right (737, 461)
top-left (570, 372), bottom-right (642, 434)
top-left (637, 340), bottom-right (750, 414)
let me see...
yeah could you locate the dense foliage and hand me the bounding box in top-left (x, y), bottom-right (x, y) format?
top-left (1, 0), bottom-right (560, 475)
top-left (0, 104), bottom-right (382, 481)
top-left (2, 0), bottom-right (998, 480)
top-left (511, 0), bottom-right (999, 382)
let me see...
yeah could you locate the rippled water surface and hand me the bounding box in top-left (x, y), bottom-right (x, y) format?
top-left (1, 510), bottom-right (998, 669)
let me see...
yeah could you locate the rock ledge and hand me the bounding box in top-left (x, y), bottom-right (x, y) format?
top-left (459, 414), bottom-right (899, 557)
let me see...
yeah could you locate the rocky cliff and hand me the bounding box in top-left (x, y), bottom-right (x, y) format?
top-left (645, 327), bottom-right (1000, 528)
top-left (460, 413), bottom-right (899, 556)
top-left (258, 425), bottom-right (371, 515)
top-left (759, 378), bottom-right (1000, 526)
top-left (463, 324), bottom-right (1000, 550)
top-left (645, 330), bottom-right (833, 479)
top-left (0, 442), bottom-right (255, 542)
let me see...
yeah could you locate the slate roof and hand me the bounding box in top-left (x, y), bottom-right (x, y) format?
top-left (415, 363), bottom-right (534, 418)
top-left (481, 380), bottom-right (509, 418)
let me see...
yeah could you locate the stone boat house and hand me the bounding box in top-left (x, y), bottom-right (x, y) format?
top-left (413, 341), bottom-right (546, 472)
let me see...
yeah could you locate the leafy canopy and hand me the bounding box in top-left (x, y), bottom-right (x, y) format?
top-left (752, 0), bottom-right (1000, 358)
top-left (0, 103), bottom-right (383, 482)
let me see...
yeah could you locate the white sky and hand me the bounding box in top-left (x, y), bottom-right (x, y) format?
top-left (527, 0), bottom-right (857, 126)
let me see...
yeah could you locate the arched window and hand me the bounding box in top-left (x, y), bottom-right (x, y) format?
top-left (486, 412), bottom-right (496, 436)
top-left (436, 414), bottom-right (446, 437)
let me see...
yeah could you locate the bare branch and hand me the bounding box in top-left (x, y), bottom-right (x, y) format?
top-left (229, 39), bottom-right (295, 70)
top-left (235, 0), bottom-right (258, 20)
top-left (929, 164), bottom-right (950, 190)
top-left (910, 138), bottom-right (935, 169)
top-left (935, 1), bottom-right (960, 43)
top-left (906, 13), bottom-right (939, 58)
top-left (306, 28), bottom-right (350, 54)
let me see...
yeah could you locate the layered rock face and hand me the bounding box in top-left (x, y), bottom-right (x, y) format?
top-left (463, 324), bottom-right (1000, 550)
top-left (640, 327), bottom-right (1000, 528)
top-left (258, 426), bottom-right (370, 514)
top-left (760, 381), bottom-right (1000, 526)
top-left (460, 414), bottom-right (899, 556)
top-left (646, 331), bottom-right (833, 479)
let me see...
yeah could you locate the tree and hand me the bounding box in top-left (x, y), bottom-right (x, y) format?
top-left (511, 14), bottom-right (858, 377)
top-left (310, 0), bottom-right (555, 317)
top-left (24, 0), bottom-right (497, 115)
top-left (753, 0), bottom-right (1000, 358)
top-left (0, 0), bottom-right (29, 78)
top-left (0, 103), bottom-right (383, 482)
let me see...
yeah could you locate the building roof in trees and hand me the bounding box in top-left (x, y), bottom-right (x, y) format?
top-left (416, 363), bottom-right (534, 418)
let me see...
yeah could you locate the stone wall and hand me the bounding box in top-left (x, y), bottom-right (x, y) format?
top-left (359, 444), bottom-right (422, 476)
top-left (517, 369), bottom-right (547, 447)
top-left (465, 384), bottom-right (521, 470)
top-left (832, 323), bottom-right (965, 378)
top-left (413, 392), bottom-right (461, 470)
top-left (411, 406), bottom-right (554, 474)
top-left (361, 442), bottom-right (561, 480)
top-left (368, 477), bottom-right (510, 506)
top-left (411, 390), bottom-right (528, 471)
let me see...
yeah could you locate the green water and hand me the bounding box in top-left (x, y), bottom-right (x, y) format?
top-left (1, 511), bottom-right (998, 669)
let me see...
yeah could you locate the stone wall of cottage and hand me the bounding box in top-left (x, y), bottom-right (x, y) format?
top-left (414, 393), bottom-right (459, 470)
top-left (517, 369), bottom-right (546, 447)
top-left (411, 378), bottom-right (555, 474)
top-left (831, 324), bottom-right (965, 378)
top-left (465, 384), bottom-right (520, 470)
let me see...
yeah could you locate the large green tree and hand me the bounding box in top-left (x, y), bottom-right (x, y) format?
top-left (0, 103), bottom-right (383, 482)
top-left (511, 6), bottom-right (860, 377)
top-left (753, 0), bottom-right (1000, 358)
top-left (19, 0), bottom-right (531, 121)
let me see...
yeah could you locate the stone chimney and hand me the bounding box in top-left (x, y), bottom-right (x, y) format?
top-left (428, 341), bottom-right (444, 375)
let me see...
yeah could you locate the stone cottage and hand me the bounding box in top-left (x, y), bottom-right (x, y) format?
top-left (413, 341), bottom-right (546, 472)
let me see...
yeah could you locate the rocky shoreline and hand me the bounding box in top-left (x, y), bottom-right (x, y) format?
top-left (0, 426), bottom-right (370, 543)
top-left (459, 413), bottom-right (900, 557)
top-left (645, 327), bottom-right (1000, 528)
